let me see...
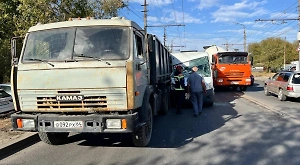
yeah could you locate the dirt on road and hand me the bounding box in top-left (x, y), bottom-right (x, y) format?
top-left (0, 117), bottom-right (25, 145)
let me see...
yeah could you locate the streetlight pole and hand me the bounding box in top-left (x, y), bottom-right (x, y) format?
top-left (235, 22), bottom-right (246, 52)
top-left (298, 0), bottom-right (300, 71)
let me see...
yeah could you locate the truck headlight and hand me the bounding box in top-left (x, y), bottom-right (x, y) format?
top-left (246, 78), bottom-right (251, 82)
top-left (17, 119), bottom-right (35, 129)
top-left (106, 119), bottom-right (121, 129)
top-left (218, 79), bottom-right (223, 82)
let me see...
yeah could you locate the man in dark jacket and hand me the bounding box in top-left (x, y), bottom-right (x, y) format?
top-left (173, 65), bottom-right (185, 114)
top-left (187, 66), bottom-right (206, 117)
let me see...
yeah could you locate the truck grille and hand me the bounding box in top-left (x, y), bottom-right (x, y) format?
top-left (37, 96), bottom-right (107, 109)
top-left (18, 89), bottom-right (127, 112)
top-left (224, 72), bottom-right (244, 77)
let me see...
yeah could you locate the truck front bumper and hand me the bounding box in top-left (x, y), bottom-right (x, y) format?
top-left (11, 112), bottom-right (139, 133)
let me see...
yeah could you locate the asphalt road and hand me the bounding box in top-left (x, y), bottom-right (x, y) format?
top-left (1, 85), bottom-right (300, 165)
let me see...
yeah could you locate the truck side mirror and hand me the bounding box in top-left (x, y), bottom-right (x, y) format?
top-left (11, 37), bottom-right (19, 65)
top-left (249, 56), bottom-right (253, 66)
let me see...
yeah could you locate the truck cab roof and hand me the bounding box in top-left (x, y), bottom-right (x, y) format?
top-left (28, 17), bottom-right (143, 32)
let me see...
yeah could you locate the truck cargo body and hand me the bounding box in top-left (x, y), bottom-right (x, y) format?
top-left (10, 18), bottom-right (171, 146)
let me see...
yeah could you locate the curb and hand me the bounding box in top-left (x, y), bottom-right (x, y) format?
top-left (234, 92), bottom-right (281, 114)
top-left (234, 92), bottom-right (300, 124)
top-left (0, 133), bottom-right (40, 159)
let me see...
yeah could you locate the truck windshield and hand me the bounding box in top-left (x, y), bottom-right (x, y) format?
top-left (178, 56), bottom-right (211, 77)
top-left (219, 55), bottom-right (248, 64)
top-left (22, 26), bottom-right (129, 62)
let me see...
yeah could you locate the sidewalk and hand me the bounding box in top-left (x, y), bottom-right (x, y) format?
top-left (0, 118), bottom-right (39, 158)
top-left (254, 76), bottom-right (269, 82)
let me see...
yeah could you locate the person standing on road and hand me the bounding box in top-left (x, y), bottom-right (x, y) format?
top-left (173, 65), bottom-right (185, 114)
top-left (187, 66), bottom-right (206, 117)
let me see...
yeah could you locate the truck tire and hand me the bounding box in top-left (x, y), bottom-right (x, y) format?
top-left (160, 87), bottom-right (170, 114)
top-left (132, 103), bottom-right (153, 147)
top-left (38, 132), bottom-right (69, 145)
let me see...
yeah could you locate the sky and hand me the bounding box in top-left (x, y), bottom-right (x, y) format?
top-left (118, 0), bottom-right (299, 52)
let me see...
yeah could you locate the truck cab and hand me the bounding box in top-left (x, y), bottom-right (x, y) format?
top-left (10, 17), bottom-right (171, 147)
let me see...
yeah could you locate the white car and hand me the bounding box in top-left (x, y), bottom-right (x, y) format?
top-left (0, 89), bottom-right (14, 113)
top-left (0, 84), bottom-right (12, 96)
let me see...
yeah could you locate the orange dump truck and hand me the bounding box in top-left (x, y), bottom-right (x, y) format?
top-left (211, 51), bottom-right (252, 91)
top-left (204, 46), bottom-right (252, 91)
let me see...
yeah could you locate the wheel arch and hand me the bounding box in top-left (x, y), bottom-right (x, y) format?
top-left (138, 85), bottom-right (154, 122)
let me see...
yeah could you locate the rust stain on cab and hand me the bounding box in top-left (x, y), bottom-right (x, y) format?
top-left (126, 62), bottom-right (134, 109)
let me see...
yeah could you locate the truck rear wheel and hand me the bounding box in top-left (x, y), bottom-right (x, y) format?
top-left (38, 132), bottom-right (69, 145)
top-left (132, 103), bottom-right (153, 147)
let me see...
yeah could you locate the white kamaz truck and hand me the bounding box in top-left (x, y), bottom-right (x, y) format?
top-left (10, 17), bottom-right (171, 147)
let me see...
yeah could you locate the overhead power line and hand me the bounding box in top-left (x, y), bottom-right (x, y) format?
top-left (147, 24), bottom-right (185, 46)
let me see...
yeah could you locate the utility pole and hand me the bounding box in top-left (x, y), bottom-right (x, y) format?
top-left (141, 0), bottom-right (148, 54)
top-left (298, 0), bottom-right (300, 71)
top-left (284, 36), bottom-right (286, 69)
top-left (147, 24), bottom-right (185, 46)
top-left (235, 23), bottom-right (246, 52)
top-left (255, 0), bottom-right (300, 71)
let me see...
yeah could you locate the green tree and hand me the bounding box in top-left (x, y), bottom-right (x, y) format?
top-left (0, 0), bottom-right (20, 83)
top-left (0, 0), bottom-right (127, 82)
top-left (248, 37), bottom-right (299, 72)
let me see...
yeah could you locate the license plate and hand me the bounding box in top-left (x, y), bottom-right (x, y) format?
top-left (231, 81), bottom-right (239, 84)
top-left (54, 121), bottom-right (83, 128)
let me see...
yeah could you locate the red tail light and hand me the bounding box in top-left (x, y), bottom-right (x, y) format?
top-left (287, 85), bottom-right (294, 91)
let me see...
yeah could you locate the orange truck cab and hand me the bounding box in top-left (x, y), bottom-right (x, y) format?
top-left (211, 52), bottom-right (252, 91)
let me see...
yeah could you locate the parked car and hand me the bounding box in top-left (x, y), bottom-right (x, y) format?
top-left (264, 70), bottom-right (300, 101)
top-left (0, 89), bottom-right (14, 113)
top-left (0, 83), bottom-right (11, 96)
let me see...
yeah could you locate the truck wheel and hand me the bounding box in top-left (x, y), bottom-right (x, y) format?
top-left (160, 87), bottom-right (170, 114)
top-left (132, 103), bottom-right (153, 147)
top-left (38, 132), bottom-right (69, 145)
top-left (278, 89), bottom-right (286, 101)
